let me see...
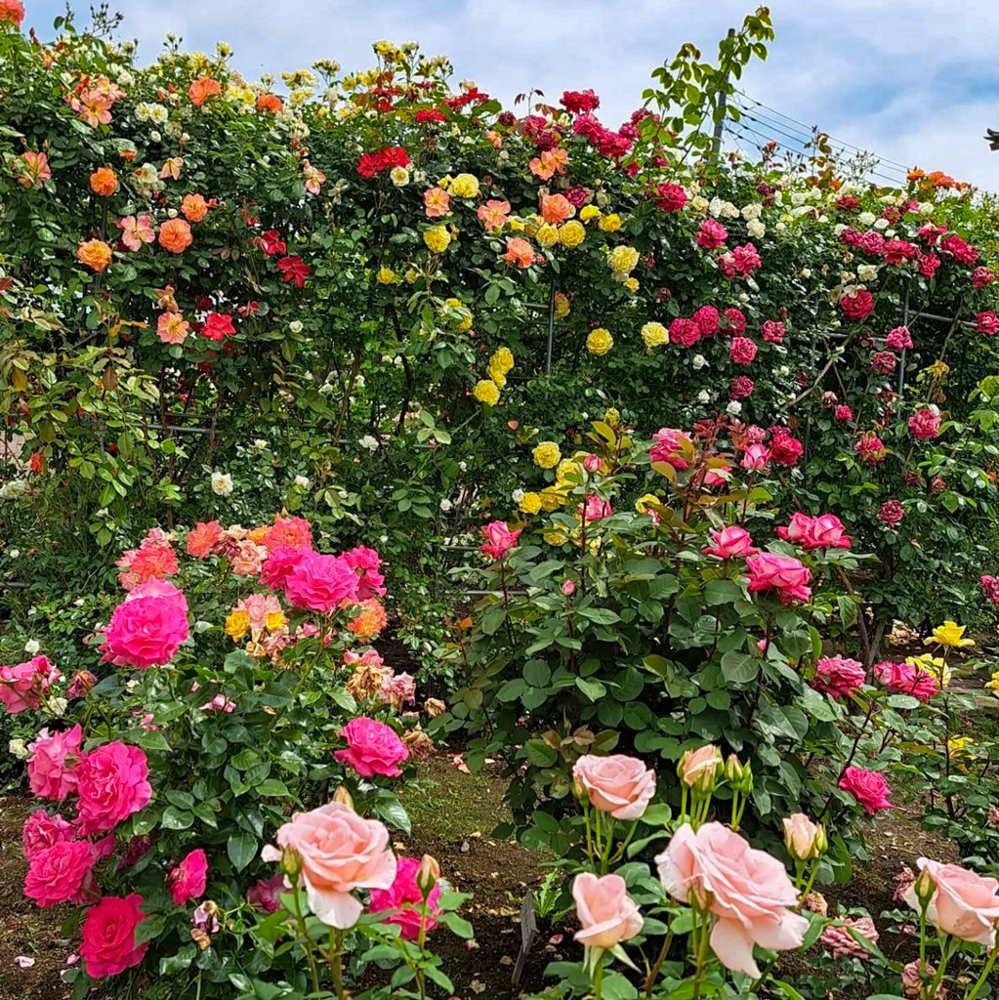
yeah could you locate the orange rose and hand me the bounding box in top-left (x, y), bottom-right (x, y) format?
top-left (181, 193), bottom-right (209, 223)
top-left (540, 193), bottom-right (574, 225)
top-left (256, 93), bottom-right (283, 113)
top-left (503, 237), bottom-right (535, 269)
top-left (89, 166), bottom-right (118, 197)
top-left (158, 218), bottom-right (193, 255)
top-left (77, 239), bottom-right (113, 271)
top-left (188, 77), bottom-right (221, 107)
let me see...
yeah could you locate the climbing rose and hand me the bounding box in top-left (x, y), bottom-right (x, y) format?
top-left (879, 500), bottom-right (905, 528)
top-left (834, 404), bottom-right (853, 422)
top-left (669, 317), bottom-right (700, 348)
top-left (761, 320), bottom-right (785, 344)
top-left (812, 655), bottom-right (865, 698)
top-left (840, 289), bottom-right (874, 321)
top-left (745, 553), bottom-right (812, 604)
top-left (369, 856), bottom-right (443, 940)
top-left (723, 307), bottom-right (747, 334)
top-left (976, 311), bottom-right (999, 336)
top-left (80, 894), bottom-right (150, 977)
top-left (838, 766), bottom-right (892, 815)
top-left (769, 433), bottom-right (804, 466)
top-left (730, 337), bottom-right (757, 365)
top-left (886, 326), bottom-right (914, 350)
top-left (693, 305), bottom-right (720, 337)
top-left (855, 434), bottom-right (887, 464)
top-left (696, 219), bottom-right (728, 249)
top-left (76, 742), bottom-right (152, 835)
top-left (168, 849), bottom-right (209, 905)
top-left (729, 376), bottom-right (755, 399)
top-left (335, 717), bottom-right (409, 778)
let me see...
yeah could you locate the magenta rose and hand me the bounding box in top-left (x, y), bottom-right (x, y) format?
top-left (76, 742), bottom-right (152, 835)
top-left (812, 655), bottom-right (865, 698)
top-left (22, 809), bottom-right (75, 860)
top-left (745, 553), bottom-right (812, 604)
top-left (703, 526), bottom-right (757, 560)
top-left (696, 219), bottom-right (727, 250)
top-left (874, 661), bottom-right (938, 702)
top-left (80, 894), bottom-right (150, 977)
top-left (168, 848), bottom-right (208, 905)
top-left (24, 839), bottom-right (96, 906)
top-left (335, 717), bottom-right (409, 778)
top-left (693, 305), bottom-right (720, 337)
top-left (761, 320), bottom-right (785, 344)
top-left (247, 873), bottom-right (287, 913)
top-left (343, 545), bottom-right (387, 600)
top-left (284, 551), bottom-right (360, 613)
top-left (838, 765), bottom-right (892, 815)
top-left (480, 520), bottom-right (522, 560)
top-left (28, 723), bottom-right (83, 800)
top-left (840, 289), bottom-right (874, 321)
top-left (668, 317), bottom-right (700, 348)
top-left (102, 582), bottom-right (189, 669)
top-left (740, 444), bottom-right (770, 471)
top-left (369, 856), bottom-right (443, 940)
top-left (729, 337), bottom-right (758, 365)
top-left (259, 545), bottom-right (310, 591)
top-left (573, 754), bottom-right (656, 819)
top-left (0, 655), bottom-right (60, 714)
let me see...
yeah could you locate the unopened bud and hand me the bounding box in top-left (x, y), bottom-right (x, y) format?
top-left (913, 867), bottom-right (936, 907)
top-left (678, 744), bottom-right (723, 793)
top-left (561, 578), bottom-right (576, 597)
top-left (782, 813), bottom-right (826, 861)
top-left (724, 753), bottom-right (744, 785)
top-left (737, 759), bottom-right (754, 795)
top-left (282, 847), bottom-right (303, 881)
top-left (583, 454), bottom-right (601, 472)
top-left (573, 775), bottom-right (590, 806)
top-left (332, 786), bottom-right (354, 811)
top-left (416, 854), bottom-right (440, 898)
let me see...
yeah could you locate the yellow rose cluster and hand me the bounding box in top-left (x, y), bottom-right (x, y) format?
top-left (473, 345), bottom-right (514, 406)
top-left (608, 245), bottom-right (640, 276)
top-left (423, 225), bottom-right (451, 253)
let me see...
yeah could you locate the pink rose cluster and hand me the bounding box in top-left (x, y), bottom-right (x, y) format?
top-left (775, 513), bottom-right (852, 550)
top-left (101, 579), bottom-right (189, 669)
top-left (717, 242), bottom-right (762, 280)
top-left (0, 654), bottom-right (60, 714)
top-left (261, 542), bottom-right (385, 614)
top-left (874, 660), bottom-right (939, 702)
top-left (908, 407), bottom-right (941, 441)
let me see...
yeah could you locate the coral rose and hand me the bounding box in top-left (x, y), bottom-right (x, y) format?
top-left (89, 166), bottom-right (118, 196)
top-left (335, 717), bottom-right (409, 778)
top-left (181, 193), bottom-right (209, 223)
top-left (369, 856), bottom-right (443, 940)
top-left (76, 742), bottom-right (152, 835)
top-left (188, 76), bottom-right (222, 107)
top-left (572, 872), bottom-right (644, 949)
top-left (657, 822), bottom-right (808, 976)
top-left (572, 754), bottom-right (656, 819)
top-left (903, 858), bottom-right (999, 947)
top-left (24, 840), bottom-right (95, 906)
top-left (80, 894), bottom-right (150, 977)
top-left (270, 801), bottom-right (397, 927)
top-left (158, 218), bottom-right (193, 254)
top-left (503, 237), bottom-right (535, 268)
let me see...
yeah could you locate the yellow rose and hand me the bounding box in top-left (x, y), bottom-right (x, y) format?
top-left (473, 379), bottom-right (500, 405)
top-left (635, 493), bottom-right (660, 514)
top-left (508, 218), bottom-right (526, 232)
top-left (544, 530), bottom-right (568, 545)
top-left (624, 277), bottom-right (639, 292)
top-left (490, 347), bottom-right (514, 374)
top-left (541, 487), bottom-right (566, 511)
top-left (535, 223), bottom-right (559, 248)
top-left (404, 268), bottom-right (418, 283)
top-left (559, 220), bottom-right (585, 247)
top-left (586, 327), bottom-right (613, 356)
top-left (580, 205), bottom-right (602, 223)
top-left (906, 654), bottom-right (952, 688)
top-left (554, 292), bottom-right (570, 319)
top-left (641, 321), bottom-right (669, 348)
top-left (987, 670), bottom-right (999, 696)
top-left (449, 173), bottom-right (480, 198)
top-left (519, 491), bottom-right (543, 515)
top-left (423, 226), bottom-right (451, 253)
top-left (556, 458), bottom-right (582, 484)
top-left (608, 245), bottom-right (639, 274)
top-left (265, 611), bottom-right (285, 632)
top-left (533, 440), bottom-right (561, 469)
top-left (225, 610), bottom-right (250, 642)
top-left (488, 368), bottom-right (507, 388)
top-left (444, 297), bottom-right (472, 331)
top-left (926, 621), bottom-right (974, 648)
top-left (599, 213), bottom-right (622, 232)
top-left (376, 266), bottom-right (396, 285)
top-left (604, 408), bottom-right (620, 425)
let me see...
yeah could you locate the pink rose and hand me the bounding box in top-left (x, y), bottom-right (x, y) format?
top-left (24, 839), bottom-right (96, 906)
top-left (80, 894), bottom-right (150, 977)
top-left (668, 317), bottom-right (700, 348)
top-left (102, 583), bottom-right (189, 669)
top-left (740, 444), bottom-right (771, 472)
top-left (730, 337), bottom-right (757, 365)
top-left (259, 546), bottom-right (310, 590)
top-left (572, 872), bottom-right (643, 948)
top-left (770, 433), bottom-right (804, 466)
top-left (693, 305), bottom-right (720, 337)
top-left (745, 553), bottom-right (812, 604)
top-left (908, 408), bottom-right (941, 441)
top-left (335, 717), bottom-right (409, 778)
top-left (582, 495), bottom-right (612, 522)
top-left (678, 745), bottom-right (723, 791)
top-left (344, 545), bottom-right (387, 600)
top-left (775, 513), bottom-right (851, 550)
top-left (841, 289), bottom-right (874, 321)
top-left (572, 754), bottom-right (656, 820)
top-left (761, 320), bottom-right (785, 344)
top-left (874, 661), bottom-right (938, 702)
top-left (168, 848), bottom-right (208, 905)
top-left (703, 526), bottom-right (757, 560)
top-left (76, 742), bottom-right (152, 835)
top-left (820, 916), bottom-right (879, 960)
top-left (28, 724), bottom-right (83, 800)
top-left (723, 307), bottom-right (747, 334)
top-left (657, 822), bottom-right (808, 976)
top-left (247, 873), bottom-right (287, 913)
top-left (480, 520), bottom-right (522, 560)
top-left (903, 858), bottom-right (999, 947)
top-left (834, 404), bottom-right (853, 422)
top-left (838, 765), bottom-right (892, 815)
top-left (369, 856), bottom-right (443, 940)
top-left (696, 219), bottom-right (727, 250)
top-left (813, 655), bottom-right (865, 698)
top-left (0, 655), bottom-right (60, 714)
top-left (22, 810), bottom-right (75, 860)
top-left (271, 801), bottom-right (397, 927)
top-left (284, 551), bottom-right (361, 613)
top-left (650, 428), bottom-right (693, 469)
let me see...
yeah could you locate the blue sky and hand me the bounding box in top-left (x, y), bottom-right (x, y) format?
top-left (25, 0), bottom-right (999, 190)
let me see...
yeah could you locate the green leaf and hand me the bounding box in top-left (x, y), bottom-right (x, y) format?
top-left (440, 912), bottom-right (474, 938)
top-left (524, 740), bottom-right (558, 767)
top-left (720, 651), bottom-right (758, 684)
top-left (576, 677), bottom-right (607, 701)
top-left (160, 806), bottom-right (194, 830)
top-left (227, 831), bottom-right (258, 872)
top-left (523, 660), bottom-right (552, 687)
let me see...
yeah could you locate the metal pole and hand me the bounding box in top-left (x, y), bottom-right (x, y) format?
top-left (898, 288), bottom-right (909, 395)
top-left (710, 29), bottom-right (736, 162)
top-left (545, 282), bottom-right (555, 375)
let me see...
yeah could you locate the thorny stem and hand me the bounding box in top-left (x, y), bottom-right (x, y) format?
top-left (292, 887), bottom-right (322, 996)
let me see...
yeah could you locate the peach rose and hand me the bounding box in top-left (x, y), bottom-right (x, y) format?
top-left (181, 193), bottom-right (209, 223)
top-left (572, 754), bottom-right (656, 820)
top-left (657, 822), bottom-right (808, 976)
top-left (256, 93), bottom-right (283, 113)
top-left (188, 76), bottom-right (221, 107)
top-left (903, 858), bottom-right (999, 947)
top-left (782, 813), bottom-right (825, 861)
top-left (158, 218), bottom-right (193, 254)
top-left (503, 237), bottom-right (535, 268)
top-left (270, 802), bottom-right (396, 927)
top-left (77, 239), bottom-right (113, 271)
top-left (678, 744), bottom-right (723, 792)
top-left (572, 873), bottom-right (643, 949)
top-left (89, 166), bottom-right (118, 197)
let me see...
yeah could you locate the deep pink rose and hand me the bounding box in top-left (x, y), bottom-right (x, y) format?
top-left (856, 434), bottom-right (886, 465)
top-left (28, 724), bottom-right (84, 800)
top-left (841, 289), bottom-right (874, 321)
top-left (761, 320), bottom-right (785, 344)
top-left (745, 553), bottom-right (812, 604)
top-left (80, 894), bottom-right (150, 977)
top-left (886, 326), bottom-right (913, 350)
top-left (259, 545), bottom-right (310, 590)
top-left (903, 858), bottom-right (999, 947)
top-left (343, 545), bottom-right (387, 600)
top-left (693, 305), bottom-right (720, 337)
top-left (168, 848), bottom-right (208, 905)
top-left (247, 873), bottom-right (287, 913)
top-left (284, 551), bottom-right (360, 613)
top-left (812, 655), bottom-right (865, 698)
top-left (102, 583), bottom-right (189, 669)
top-left (572, 754), bottom-right (656, 819)
top-left (335, 717), bottom-right (409, 778)
top-left (269, 801), bottom-right (397, 927)
top-left (76, 742), bottom-right (152, 835)
top-left (977, 311), bottom-right (999, 336)
top-left (775, 513), bottom-right (851, 550)
top-left (770, 433), bottom-right (803, 466)
top-left (838, 765), bottom-right (892, 815)
top-left (0, 655), bottom-right (60, 714)
top-left (582, 495), bottom-right (612, 522)
top-left (696, 219), bottom-right (728, 249)
top-left (740, 444), bottom-right (770, 471)
top-left (834, 404), bottom-right (853, 422)
top-left (22, 810), bottom-right (75, 860)
top-left (878, 500), bottom-right (905, 528)
top-left (657, 822), bottom-right (808, 976)
top-left (650, 428), bottom-right (693, 469)
top-left (723, 307), bottom-right (747, 334)
top-left (730, 337), bottom-right (757, 365)
top-left (908, 408), bottom-right (941, 441)
top-left (24, 839), bottom-right (96, 906)
top-left (874, 660), bottom-right (938, 702)
top-left (729, 375), bottom-right (755, 399)
top-left (480, 520), bottom-right (521, 559)
top-left (668, 317), bottom-right (700, 348)
top-left (573, 872), bottom-right (644, 948)
top-left (703, 526), bottom-right (757, 560)
top-left (369, 856), bottom-right (443, 940)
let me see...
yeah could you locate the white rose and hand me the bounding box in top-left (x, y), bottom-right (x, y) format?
top-left (697, 390), bottom-right (711, 404)
top-left (747, 219), bottom-right (766, 239)
top-left (741, 203), bottom-right (762, 221)
top-left (210, 471), bottom-right (234, 496)
top-left (23, 639), bottom-right (40, 655)
top-left (726, 400), bottom-right (743, 415)
top-left (289, 320), bottom-right (303, 333)
top-left (459, 461), bottom-right (467, 472)
top-left (319, 382), bottom-right (334, 395)
top-left (511, 489), bottom-right (525, 503)
top-left (778, 366), bottom-right (791, 376)
top-left (858, 211), bottom-right (876, 226)
top-left (8, 548), bottom-right (20, 558)
top-left (873, 218), bottom-right (889, 231)
top-left (8, 739), bottom-right (28, 760)
top-left (775, 221), bottom-right (786, 232)
top-left (359, 435), bottom-right (379, 452)
top-left (253, 439), bottom-right (267, 450)
top-left (692, 354), bottom-right (707, 370)
top-left (800, 268), bottom-right (812, 279)
top-left (790, 192), bottom-right (806, 207)
top-left (857, 264), bottom-right (878, 282)
top-left (294, 475), bottom-right (311, 489)
top-left (439, 498), bottom-right (453, 513)
top-left (48, 697), bottom-right (68, 718)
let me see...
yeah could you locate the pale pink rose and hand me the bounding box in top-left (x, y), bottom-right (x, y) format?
top-left (480, 520), bottom-right (522, 559)
top-left (369, 856), bottom-right (443, 940)
top-left (284, 552), bottom-right (360, 613)
top-left (335, 717), bottom-right (409, 778)
top-left (231, 539), bottom-right (267, 576)
top-left (782, 813), bottom-right (824, 861)
top-left (572, 873), bottom-right (644, 948)
top-left (903, 858), bottom-right (999, 947)
top-left (703, 526), bottom-right (757, 559)
top-left (28, 724), bottom-right (84, 801)
top-left (678, 745), bottom-right (723, 791)
top-left (22, 810), bottom-right (75, 860)
top-left (572, 754), bottom-right (656, 820)
top-left (820, 916), bottom-right (879, 960)
top-left (271, 802), bottom-right (397, 927)
top-left (75, 742), bottom-right (152, 835)
top-left (656, 822), bottom-right (808, 976)
top-left (168, 848), bottom-right (208, 905)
